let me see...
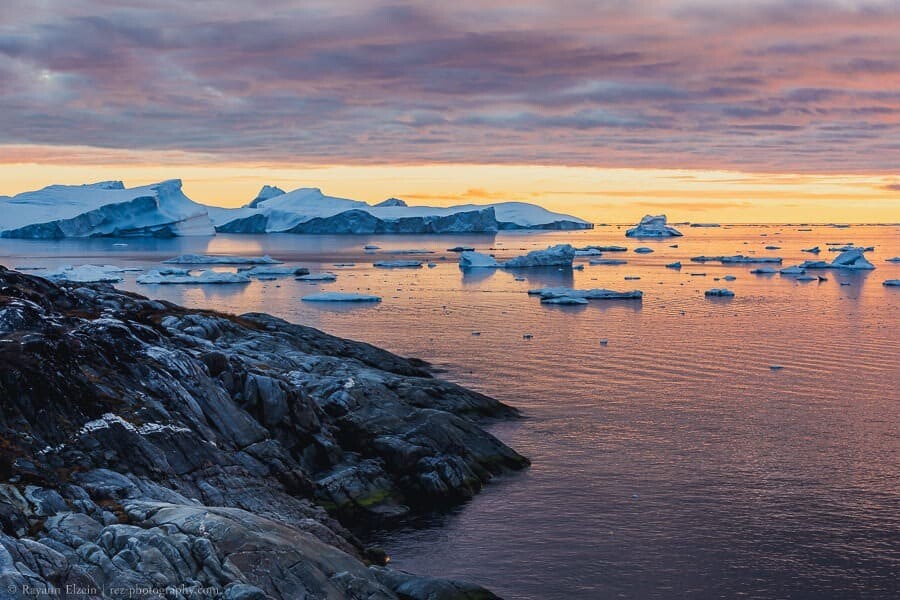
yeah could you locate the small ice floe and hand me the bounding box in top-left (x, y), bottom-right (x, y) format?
top-left (589, 258), bottom-right (627, 265)
top-left (693, 255), bottom-right (783, 264)
top-left (765, 245), bottom-right (781, 250)
top-left (472, 331), bottom-right (481, 336)
top-left (523, 334), bottom-right (534, 340)
top-left (600, 339), bottom-right (609, 345)
top-left (704, 288), bottom-right (734, 297)
top-left (364, 244), bottom-right (381, 250)
top-left (624, 276), bottom-right (640, 280)
top-left (886, 257), bottom-right (900, 263)
top-left (389, 249), bottom-right (434, 255)
top-left (626, 214), bottom-right (683, 237)
top-left (817, 275), bottom-right (827, 282)
top-left (112, 242), bottom-right (128, 247)
top-left (634, 247), bottom-right (654, 254)
top-left (690, 223), bottom-right (721, 228)
top-left (689, 272), bottom-right (707, 276)
top-left (666, 261), bottom-right (682, 269)
top-left (770, 365), bottom-right (784, 370)
top-left (751, 267), bottom-right (777, 274)
top-left (723, 275), bottom-right (737, 281)
top-left (840, 281), bottom-right (851, 286)
top-left (592, 245), bottom-right (628, 252)
top-left (669, 244), bottom-right (679, 248)
top-left (802, 246), bottom-right (821, 254)
top-left (374, 260), bottom-right (423, 268)
top-left (333, 263), bottom-right (356, 267)
top-left (541, 296), bottom-right (589, 305)
top-left (529, 287), bottom-right (643, 301)
top-left (827, 244), bottom-right (855, 251)
top-left (573, 264), bottom-right (584, 270)
top-left (459, 251), bottom-right (501, 268)
top-left (795, 275), bottom-right (818, 281)
top-left (884, 279), bottom-right (900, 287)
top-left (44, 264), bottom-right (130, 283)
top-left (296, 272), bottom-right (338, 281)
top-left (239, 266), bottom-right (309, 277)
top-left (801, 247), bottom-right (874, 270)
top-left (779, 265), bottom-right (806, 275)
top-left (427, 262), bottom-right (437, 268)
top-left (514, 276), bottom-right (525, 281)
top-left (163, 254), bottom-right (281, 265)
top-left (137, 270), bottom-right (251, 285)
top-left (302, 292), bottom-right (381, 302)
top-left (14, 266), bottom-right (46, 271)
top-left (575, 248), bottom-right (604, 256)
top-left (447, 246), bottom-right (475, 252)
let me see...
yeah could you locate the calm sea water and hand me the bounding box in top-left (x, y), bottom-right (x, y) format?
top-left (2, 225), bottom-right (898, 599)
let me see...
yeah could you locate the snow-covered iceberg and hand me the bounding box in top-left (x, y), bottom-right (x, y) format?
top-left (210, 186), bottom-right (592, 234)
top-left (459, 251), bottom-right (501, 268)
top-left (163, 254), bottom-right (281, 265)
top-left (504, 244), bottom-right (576, 268)
top-left (528, 287), bottom-right (643, 300)
top-left (800, 247), bottom-right (874, 270)
top-left (0, 180), bottom-right (214, 239)
top-left (136, 270), bottom-right (251, 284)
top-left (625, 215), bottom-right (682, 238)
top-left (301, 292), bottom-right (381, 302)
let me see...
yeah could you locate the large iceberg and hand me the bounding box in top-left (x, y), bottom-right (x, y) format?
top-left (0, 180), bottom-right (214, 238)
top-left (800, 247), bottom-right (875, 270)
top-left (625, 215), bottom-right (683, 238)
top-left (210, 186), bottom-right (592, 233)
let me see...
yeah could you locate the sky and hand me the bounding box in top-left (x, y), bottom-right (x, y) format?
top-left (0, 0), bottom-right (898, 222)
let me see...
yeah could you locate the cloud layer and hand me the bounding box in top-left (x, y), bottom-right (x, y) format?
top-left (1, 0), bottom-right (899, 172)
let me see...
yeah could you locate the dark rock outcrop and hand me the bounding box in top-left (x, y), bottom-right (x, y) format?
top-left (0, 267), bottom-right (524, 599)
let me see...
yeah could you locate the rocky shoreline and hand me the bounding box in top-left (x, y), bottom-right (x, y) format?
top-left (0, 266), bottom-right (528, 599)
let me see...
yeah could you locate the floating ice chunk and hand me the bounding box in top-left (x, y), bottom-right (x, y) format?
top-left (633, 247), bottom-right (654, 254)
top-left (798, 260), bottom-right (830, 269)
top-left (779, 265), bottom-right (806, 275)
top-left (541, 296), bottom-right (589, 305)
top-left (163, 254), bottom-right (281, 265)
top-left (43, 264), bottom-right (128, 283)
top-left (802, 246), bottom-right (821, 254)
top-left (883, 279), bottom-right (900, 286)
top-left (575, 248), bottom-right (603, 256)
top-left (665, 261), bottom-right (682, 269)
top-left (723, 275), bottom-right (737, 281)
top-left (765, 245), bottom-right (781, 250)
top-left (693, 255), bottom-right (783, 264)
top-left (801, 247), bottom-right (874, 270)
top-left (14, 266), bottom-right (46, 271)
top-left (795, 275), bottom-right (817, 281)
top-left (589, 258), bottom-right (627, 265)
top-left (528, 287), bottom-right (643, 300)
top-left (704, 288), bottom-right (734, 297)
top-left (690, 223), bottom-right (720, 228)
top-left (459, 251), bottom-right (501, 268)
top-left (389, 249), bottom-right (434, 255)
top-left (624, 276), bottom-right (640, 280)
top-left (333, 263), bottom-right (356, 267)
top-left (296, 272), bottom-right (338, 281)
top-left (239, 265), bottom-right (310, 277)
top-left (301, 292), bottom-right (381, 302)
top-left (447, 246), bottom-right (475, 252)
top-left (427, 262), bottom-right (437, 268)
top-left (588, 245), bottom-right (628, 252)
top-left (886, 257), bottom-right (900, 263)
top-left (626, 214), bottom-right (683, 238)
top-left (364, 244), bottom-right (381, 250)
top-left (373, 260), bottom-right (423, 268)
top-left (770, 365), bottom-right (784, 370)
top-left (503, 244), bottom-right (576, 268)
top-left (136, 269), bottom-right (251, 284)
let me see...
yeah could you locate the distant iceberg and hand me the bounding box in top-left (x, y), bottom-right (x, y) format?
top-left (136, 270), bottom-right (251, 285)
top-left (211, 186), bottom-right (592, 234)
top-left (529, 287), bottom-right (642, 300)
top-left (625, 215), bottom-right (683, 238)
top-left (800, 247), bottom-right (875, 270)
top-left (0, 180), bottom-right (214, 239)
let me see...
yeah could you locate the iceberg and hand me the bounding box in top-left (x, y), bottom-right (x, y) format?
top-left (574, 248), bottom-right (604, 256)
top-left (163, 254), bottom-right (281, 265)
top-left (666, 261), bottom-right (682, 269)
top-left (723, 275), bottom-right (737, 281)
top-left (447, 246), bottom-right (475, 252)
top-left (886, 257), bottom-right (900, 263)
top-left (43, 264), bottom-right (131, 283)
top-left (802, 246), bottom-right (821, 254)
top-left (211, 186), bottom-right (592, 233)
top-left (704, 288), bottom-right (735, 297)
top-left (692, 255), bottom-right (783, 264)
top-left (751, 267), bottom-right (777, 274)
top-left (301, 292), bottom-right (382, 302)
top-left (779, 266), bottom-right (806, 275)
top-left (633, 247), bottom-right (654, 253)
top-left (801, 247), bottom-right (874, 270)
top-left (238, 266), bottom-right (310, 277)
top-left (503, 244), bottom-right (576, 268)
top-left (528, 287), bottom-right (643, 300)
top-left (625, 215), bottom-right (683, 238)
top-left (373, 260), bottom-right (423, 268)
top-left (136, 270), bottom-right (251, 285)
top-left (459, 251), bottom-right (501, 269)
top-left (0, 180), bottom-right (214, 238)
top-left (296, 272), bottom-right (338, 281)
top-left (247, 185), bottom-right (285, 208)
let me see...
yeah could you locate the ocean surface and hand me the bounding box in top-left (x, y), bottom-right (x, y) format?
top-left (2, 225), bottom-right (898, 600)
